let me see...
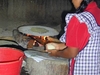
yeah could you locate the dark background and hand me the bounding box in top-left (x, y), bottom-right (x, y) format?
top-left (0, 0), bottom-right (72, 25)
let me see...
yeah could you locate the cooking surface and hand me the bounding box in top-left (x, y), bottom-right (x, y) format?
top-left (18, 25), bottom-right (59, 36)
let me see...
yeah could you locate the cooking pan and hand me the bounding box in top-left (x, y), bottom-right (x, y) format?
top-left (17, 25), bottom-right (59, 36)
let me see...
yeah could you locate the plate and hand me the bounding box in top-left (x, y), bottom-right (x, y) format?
top-left (18, 25), bottom-right (59, 36)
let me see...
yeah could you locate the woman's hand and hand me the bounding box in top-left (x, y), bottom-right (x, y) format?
top-left (46, 49), bottom-right (58, 56)
top-left (45, 42), bottom-right (66, 57)
top-left (45, 42), bottom-right (79, 58)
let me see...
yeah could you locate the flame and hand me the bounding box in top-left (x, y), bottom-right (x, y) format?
top-left (32, 40), bottom-right (36, 46)
top-left (40, 36), bottom-right (48, 41)
top-left (27, 35), bottom-right (60, 49)
top-left (24, 33), bottom-right (60, 49)
top-left (43, 36), bottom-right (48, 41)
top-left (31, 36), bottom-right (48, 46)
top-left (31, 36), bottom-right (49, 47)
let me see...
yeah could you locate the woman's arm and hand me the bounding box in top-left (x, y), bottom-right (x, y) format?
top-left (45, 43), bottom-right (79, 59)
top-left (55, 47), bottom-right (79, 58)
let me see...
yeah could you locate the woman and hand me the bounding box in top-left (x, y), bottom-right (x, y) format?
top-left (45, 0), bottom-right (100, 75)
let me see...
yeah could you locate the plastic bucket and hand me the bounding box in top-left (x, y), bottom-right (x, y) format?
top-left (0, 47), bottom-right (25, 75)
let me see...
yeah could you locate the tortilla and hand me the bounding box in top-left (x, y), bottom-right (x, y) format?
top-left (31, 27), bottom-right (49, 33)
top-left (46, 43), bottom-right (56, 50)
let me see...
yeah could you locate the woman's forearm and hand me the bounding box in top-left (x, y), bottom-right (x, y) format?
top-left (56, 47), bottom-right (79, 59)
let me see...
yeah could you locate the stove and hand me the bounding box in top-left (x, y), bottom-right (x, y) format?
top-left (13, 25), bottom-right (60, 51)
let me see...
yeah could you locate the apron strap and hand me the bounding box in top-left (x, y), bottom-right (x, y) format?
top-left (69, 58), bottom-right (75, 75)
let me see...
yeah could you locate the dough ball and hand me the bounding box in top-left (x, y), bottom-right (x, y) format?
top-left (46, 43), bottom-right (56, 50)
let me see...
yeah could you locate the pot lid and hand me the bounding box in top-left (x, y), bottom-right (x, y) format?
top-left (18, 25), bottom-right (59, 36)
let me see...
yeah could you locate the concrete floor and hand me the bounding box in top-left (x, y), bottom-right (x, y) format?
top-left (21, 67), bottom-right (29, 75)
